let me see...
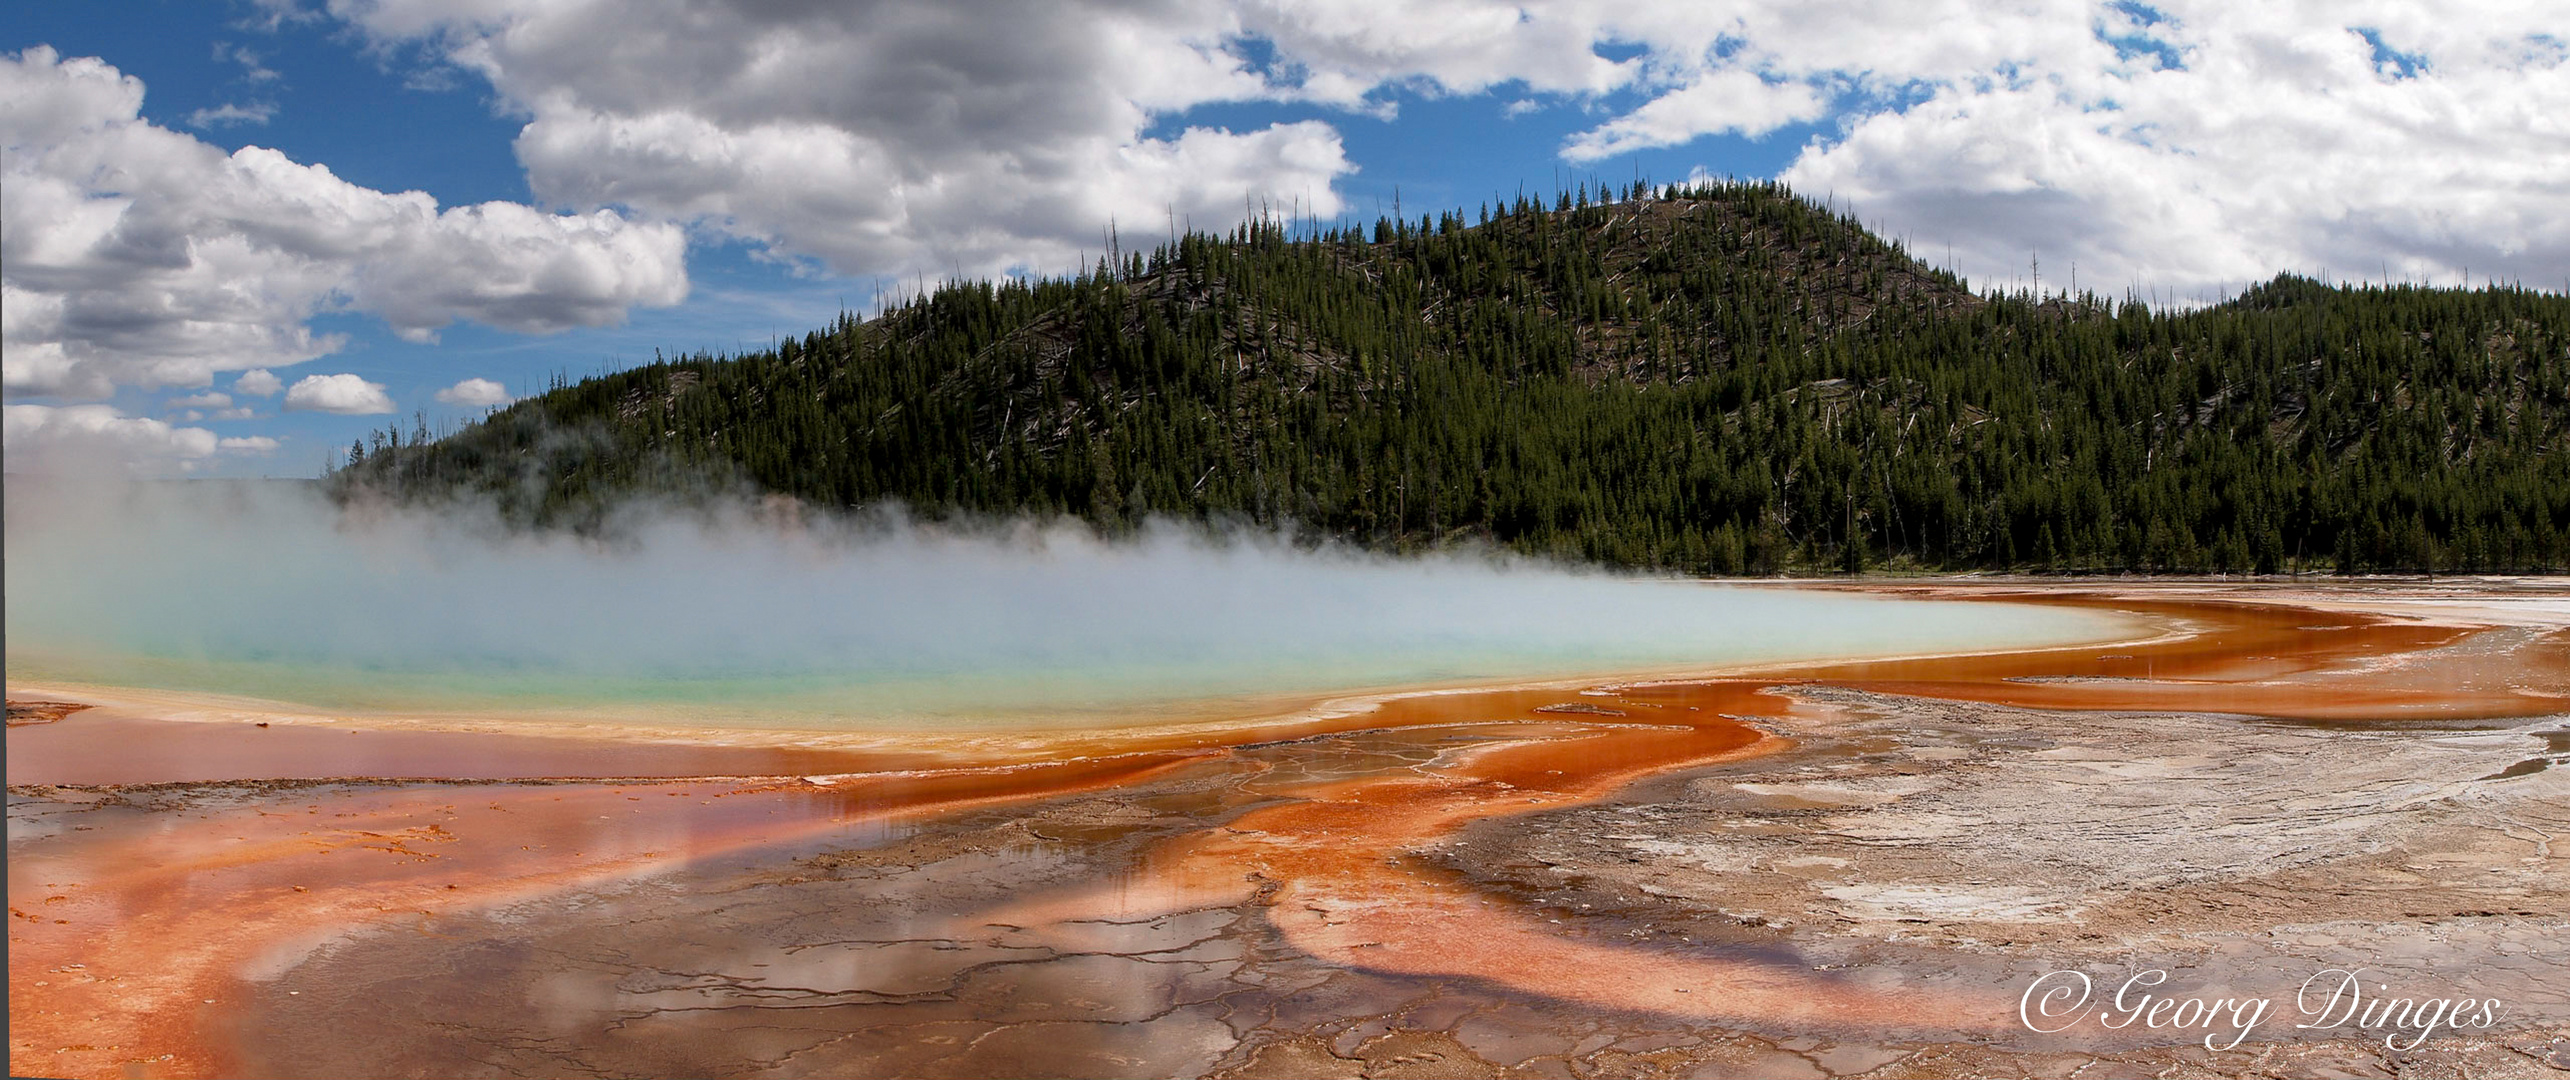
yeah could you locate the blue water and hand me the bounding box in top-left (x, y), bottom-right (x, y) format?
top-left (6, 481), bottom-right (2136, 729)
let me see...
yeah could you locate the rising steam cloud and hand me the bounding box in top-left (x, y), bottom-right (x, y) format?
top-left (5, 478), bottom-right (2124, 727)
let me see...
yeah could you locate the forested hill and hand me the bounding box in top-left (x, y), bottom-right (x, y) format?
top-left (336, 179), bottom-right (2570, 575)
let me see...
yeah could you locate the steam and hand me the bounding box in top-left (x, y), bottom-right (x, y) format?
top-left (5, 477), bottom-right (2126, 727)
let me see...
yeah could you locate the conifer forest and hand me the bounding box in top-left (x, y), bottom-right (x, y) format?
top-left (339, 181), bottom-right (2570, 575)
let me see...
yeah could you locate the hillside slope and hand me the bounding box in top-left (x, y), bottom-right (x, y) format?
top-left (339, 180), bottom-right (2570, 574)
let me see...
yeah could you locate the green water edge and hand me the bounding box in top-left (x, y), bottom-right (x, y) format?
top-left (7, 596), bottom-right (2144, 733)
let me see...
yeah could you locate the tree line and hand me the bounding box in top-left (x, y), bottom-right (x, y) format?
top-left (337, 179), bottom-right (2570, 575)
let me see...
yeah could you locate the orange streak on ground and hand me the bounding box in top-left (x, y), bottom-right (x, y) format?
top-left (1792, 593), bottom-right (2570, 720)
top-left (6, 752), bottom-right (1205, 1080)
top-left (1009, 685), bottom-right (2011, 1032)
top-left (2, 710), bottom-right (907, 787)
top-left (1002, 589), bottom-right (2570, 1031)
top-left (13, 586), bottom-right (2569, 1075)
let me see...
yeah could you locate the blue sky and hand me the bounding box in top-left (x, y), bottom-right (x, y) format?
top-left (6, 1), bottom-right (2563, 476)
top-left (12, 3), bottom-right (861, 472)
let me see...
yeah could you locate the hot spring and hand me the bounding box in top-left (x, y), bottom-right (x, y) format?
top-left (5, 479), bottom-right (2140, 730)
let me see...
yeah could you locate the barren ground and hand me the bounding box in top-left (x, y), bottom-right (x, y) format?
top-left (10, 580), bottom-right (2569, 1079)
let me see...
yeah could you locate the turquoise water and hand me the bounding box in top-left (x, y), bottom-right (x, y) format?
top-left (6, 482), bottom-right (2135, 729)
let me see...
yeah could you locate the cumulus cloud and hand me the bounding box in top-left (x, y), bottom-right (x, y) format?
top-left (1767, 4), bottom-right (2570, 299)
top-left (282, 372), bottom-right (395, 414)
top-left (333, 0), bottom-right (1361, 280)
top-left (169, 391), bottom-right (234, 409)
top-left (233, 368), bottom-right (282, 396)
top-left (1, 402), bottom-right (273, 473)
top-left (1562, 68), bottom-right (1830, 160)
top-left (1232, 0), bottom-right (1629, 105)
top-left (434, 376), bottom-right (512, 406)
top-left (1243, 0), bottom-right (2570, 298)
top-left (323, 1), bottom-right (2567, 301)
top-left (1257, 0), bottom-right (2568, 298)
top-left (0, 45), bottom-right (690, 400)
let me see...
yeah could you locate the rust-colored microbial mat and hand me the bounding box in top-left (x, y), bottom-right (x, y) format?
top-left (10, 582), bottom-right (2568, 1079)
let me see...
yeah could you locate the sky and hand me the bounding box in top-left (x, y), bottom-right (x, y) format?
top-left (5, 0), bottom-right (2565, 478)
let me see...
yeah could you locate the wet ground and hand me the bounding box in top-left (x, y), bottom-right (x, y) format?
top-left (9, 580), bottom-right (2570, 1079)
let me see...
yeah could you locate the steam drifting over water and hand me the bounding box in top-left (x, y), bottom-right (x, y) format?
top-left (6, 478), bottom-right (2130, 729)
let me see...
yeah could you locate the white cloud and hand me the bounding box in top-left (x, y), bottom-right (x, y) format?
top-left (1231, 0), bottom-right (1630, 105)
top-left (3, 402), bottom-right (218, 472)
top-left (1290, 0), bottom-right (2570, 297)
top-left (1562, 69), bottom-right (1829, 160)
top-left (215, 43), bottom-right (283, 85)
top-left (233, 368), bottom-right (283, 396)
top-left (283, 372), bottom-right (395, 414)
top-left (1270, 0), bottom-right (2569, 299)
top-left (434, 376), bottom-right (512, 406)
top-left (1768, 4), bottom-right (2570, 298)
top-left (186, 102), bottom-right (276, 128)
top-left (169, 390), bottom-right (235, 409)
top-left (1, 45), bottom-right (690, 400)
top-left (0, 402), bottom-right (287, 473)
top-left (324, 1), bottom-right (2568, 300)
top-left (333, 0), bottom-right (1357, 281)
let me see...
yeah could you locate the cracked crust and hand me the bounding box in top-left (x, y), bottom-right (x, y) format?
top-left (11, 581), bottom-right (2570, 1078)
